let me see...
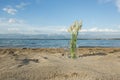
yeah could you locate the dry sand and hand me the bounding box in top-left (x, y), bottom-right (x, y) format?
top-left (0, 48), bottom-right (120, 80)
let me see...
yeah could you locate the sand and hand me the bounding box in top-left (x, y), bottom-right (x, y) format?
top-left (0, 48), bottom-right (120, 80)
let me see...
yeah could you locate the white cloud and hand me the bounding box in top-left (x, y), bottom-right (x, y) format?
top-left (3, 6), bottom-right (17, 15)
top-left (0, 18), bottom-right (120, 34)
top-left (8, 18), bottom-right (24, 24)
top-left (98, 0), bottom-right (113, 3)
top-left (115, 0), bottom-right (120, 12)
top-left (1, 24), bottom-right (120, 34)
top-left (4, 27), bottom-right (66, 34)
top-left (0, 18), bottom-right (25, 25)
top-left (118, 25), bottom-right (120, 28)
top-left (81, 27), bottom-right (119, 32)
top-left (0, 18), bottom-right (66, 34)
top-left (6, 27), bottom-right (120, 34)
top-left (8, 18), bottom-right (17, 23)
top-left (16, 2), bottom-right (30, 9)
top-left (8, 28), bottom-right (19, 32)
top-left (98, 0), bottom-right (120, 12)
top-left (59, 28), bottom-right (67, 32)
top-left (0, 22), bottom-right (68, 34)
top-left (2, 2), bottom-right (30, 15)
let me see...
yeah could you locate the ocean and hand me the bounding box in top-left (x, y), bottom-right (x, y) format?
top-left (0, 39), bottom-right (120, 48)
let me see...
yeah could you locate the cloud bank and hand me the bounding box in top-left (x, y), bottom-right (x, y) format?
top-left (0, 17), bottom-right (120, 34)
top-left (0, 20), bottom-right (120, 34)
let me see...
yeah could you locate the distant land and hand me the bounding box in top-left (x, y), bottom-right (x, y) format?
top-left (0, 32), bottom-right (120, 40)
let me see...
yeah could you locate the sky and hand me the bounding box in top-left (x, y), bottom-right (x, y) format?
top-left (0, 0), bottom-right (120, 34)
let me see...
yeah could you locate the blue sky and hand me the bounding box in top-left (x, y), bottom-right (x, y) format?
top-left (0, 0), bottom-right (120, 34)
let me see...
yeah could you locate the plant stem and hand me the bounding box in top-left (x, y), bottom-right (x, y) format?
top-left (70, 33), bottom-right (77, 58)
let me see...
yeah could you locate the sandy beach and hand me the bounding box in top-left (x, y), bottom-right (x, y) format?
top-left (0, 48), bottom-right (120, 80)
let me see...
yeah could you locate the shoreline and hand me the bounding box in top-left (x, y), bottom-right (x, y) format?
top-left (0, 46), bottom-right (120, 49)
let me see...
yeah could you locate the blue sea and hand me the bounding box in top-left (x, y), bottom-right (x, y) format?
top-left (0, 39), bottom-right (120, 48)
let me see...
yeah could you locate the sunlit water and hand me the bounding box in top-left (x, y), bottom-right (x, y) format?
top-left (0, 39), bottom-right (120, 48)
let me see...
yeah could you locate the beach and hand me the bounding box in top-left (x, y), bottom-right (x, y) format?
top-left (0, 48), bottom-right (120, 80)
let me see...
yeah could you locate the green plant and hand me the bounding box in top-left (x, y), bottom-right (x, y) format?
top-left (68, 20), bottom-right (82, 58)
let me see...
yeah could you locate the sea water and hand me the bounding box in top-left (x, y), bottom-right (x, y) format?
top-left (0, 39), bottom-right (120, 48)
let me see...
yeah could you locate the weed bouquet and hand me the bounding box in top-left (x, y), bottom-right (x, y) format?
top-left (68, 20), bottom-right (82, 58)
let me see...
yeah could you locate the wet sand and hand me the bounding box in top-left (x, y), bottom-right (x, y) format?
top-left (0, 48), bottom-right (120, 80)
